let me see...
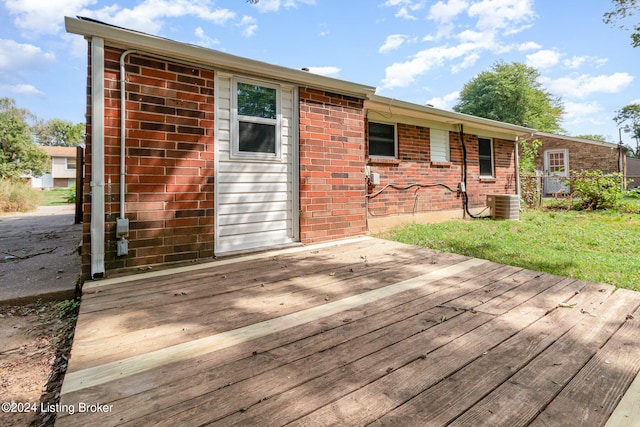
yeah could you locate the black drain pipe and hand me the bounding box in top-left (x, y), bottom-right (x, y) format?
top-left (458, 124), bottom-right (482, 219)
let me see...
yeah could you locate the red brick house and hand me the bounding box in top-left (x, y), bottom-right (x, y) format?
top-left (66, 17), bottom-right (531, 280)
top-left (531, 132), bottom-right (628, 195)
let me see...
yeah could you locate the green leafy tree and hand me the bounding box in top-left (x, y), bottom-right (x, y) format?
top-left (613, 103), bottom-right (640, 157)
top-left (0, 98), bottom-right (48, 179)
top-left (34, 119), bottom-right (85, 146)
top-left (604, 0), bottom-right (640, 47)
top-left (453, 61), bottom-right (564, 133)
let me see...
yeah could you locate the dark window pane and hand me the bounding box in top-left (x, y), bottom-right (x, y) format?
top-left (478, 138), bottom-right (493, 175)
top-left (237, 83), bottom-right (277, 119)
top-left (239, 121), bottom-right (276, 154)
top-left (369, 122), bottom-right (395, 157)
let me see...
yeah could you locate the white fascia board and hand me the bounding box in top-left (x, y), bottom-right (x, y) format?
top-left (65, 16), bottom-right (375, 99)
top-left (366, 95), bottom-right (535, 141)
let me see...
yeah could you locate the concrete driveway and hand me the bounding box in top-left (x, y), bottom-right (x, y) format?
top-left (0, 205), bottom-right (81, 305)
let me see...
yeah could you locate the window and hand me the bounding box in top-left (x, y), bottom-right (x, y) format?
top-left (430, 129), bottom-right (450, 162)
top-left (478, 137), bottom-right (494, 176)
top-left (234, 81), bottom-right (280, 158)
top-left (66, 157), bottom-right (77, 170)
top-left (368, 122), bottom-right (396, 157)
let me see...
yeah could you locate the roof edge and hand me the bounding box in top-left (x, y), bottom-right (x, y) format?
top-left (64, 16), bottom-right (376, 98)
top-left (533, 131), bottom-right (623, 150)
top-left (367, 95), bottom-right (536, 137)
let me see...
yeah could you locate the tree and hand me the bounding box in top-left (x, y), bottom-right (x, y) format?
top-left (453, 61), bottom-right (565, 133)
top-left (0, 98), bottom-right (48, 179)
top-left (34, 119), bottom-right (85, 146)
top-left (613, 103), bottom-right (640, 157)
top-left (604, 0), bottom-right (640, 47)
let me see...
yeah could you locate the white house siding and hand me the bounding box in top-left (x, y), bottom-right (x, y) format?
top-left (214, 73), bottom-right (297, 254)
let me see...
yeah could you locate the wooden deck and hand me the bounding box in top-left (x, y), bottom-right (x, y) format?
top-left (57, 237), bottom-right (640, 426)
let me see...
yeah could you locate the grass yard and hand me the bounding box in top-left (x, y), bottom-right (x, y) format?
top-left (40, 187), bottom-right (73, 206)
top-left (379, 208), bottom-right (640, 292)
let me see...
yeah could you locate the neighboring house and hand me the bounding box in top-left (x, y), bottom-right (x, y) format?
top-left (31, 146), bottom-right (78, 189)
top-left (65, 17), bottom-right (532, 280)
top-left (531, 132), bottom-right (627, 196)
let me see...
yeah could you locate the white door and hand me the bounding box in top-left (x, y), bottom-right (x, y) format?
top-left (214, 75), bottom-right (298, 254)
top-left (544, 149), bottom-right (569, 195)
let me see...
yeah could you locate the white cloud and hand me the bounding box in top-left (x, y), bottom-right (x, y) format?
top-left (239, 16), bottom-right (258, 37)
top-left (517, 41), bottom-right (542, 51)
top-left (452, 53), bottom-right (480, 73)
top-left (563, 55), bottom-right (608, 69)
top-left (467, 0), bottom-right (536, 31)
top-left (381, 0), bottom-right (538, 88)
top-left (562, 101), bottom-right (606, 127)
top-left (526, 49), bottom-right (561, 69)
top-left (6, 0), bottom-right (237, 37)
top-left (5, 0), bottom-right (96, 36)
top-left (0, 83), bottom-right (45, 97)
top-left (542, 73), bottom-right (634, 99)
top-left (252, 0), bottom-right (316, 13)
top-left (428, 0), bottom-right (469, 22)
top-left (0, 39), bottom-right (55, 71)
top-left (383, 0), bottom-right (426, 20)
top-left (379, 34), bottom-right (407, 53)
top-left (426, 90), bottom-right (460, 109)
top-left (193, 27), bottom-right (220, 48)
top-left (382, 43), bottom-right (476, 88)
top-left (306, 66), bottom-right (341, 77)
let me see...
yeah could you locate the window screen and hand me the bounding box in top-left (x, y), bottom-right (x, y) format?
top-left (239, 122), bottom-right (276, 153)
top-left (368, 122), bottom-right (396, 157)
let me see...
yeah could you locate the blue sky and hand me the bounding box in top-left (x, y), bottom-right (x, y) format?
top-left (1, 0), bottom-right (638, 144)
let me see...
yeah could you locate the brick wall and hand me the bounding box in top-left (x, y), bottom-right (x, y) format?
top-left (367, 123), bottom-right (517, 217)
top-left (533, 135), bottom-right (622, 174)
top-left (82, 46), bottom-right (215, 278)
top-left (299, 88), bottom-right (367, 242)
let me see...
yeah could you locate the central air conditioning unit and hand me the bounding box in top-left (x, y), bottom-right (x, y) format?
top-left (486, 194), bottom-right (520, 220)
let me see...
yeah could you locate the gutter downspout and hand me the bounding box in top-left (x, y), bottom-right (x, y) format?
top-left (90, 37), bottom-right (106, 278)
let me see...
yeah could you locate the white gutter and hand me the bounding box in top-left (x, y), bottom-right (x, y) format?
top-left (90, 37), bottom-right (106, 278)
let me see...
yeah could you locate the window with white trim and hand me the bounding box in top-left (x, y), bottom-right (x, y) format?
top-left (478, 137), bottom-right (494, 177)
top-left (66, 157), bottom-right (77, 170)
top-left (430, 128), bottom-right (450, 162)
top-left (233, 81), bottom-right (280, 158)
top-left (368, 122), bottom-right (396, 157)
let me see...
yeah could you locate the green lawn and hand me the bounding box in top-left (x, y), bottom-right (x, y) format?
top-left (40, 188), bottom-right (74, 206)
top-left (379, 209), bottom-right (640, 291)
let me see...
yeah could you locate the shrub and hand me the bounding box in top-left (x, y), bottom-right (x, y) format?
top-left (67, 184), bottom-right (76, 203)
top-left (568, 170), bottom-right (626, 210)
top-left (0, 178), bottom-right (42, 212)
top-left (518, 139), bottom-right (542, 208)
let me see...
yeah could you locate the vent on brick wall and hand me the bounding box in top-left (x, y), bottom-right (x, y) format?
top-left (486, 194), bottom-right (520, 220)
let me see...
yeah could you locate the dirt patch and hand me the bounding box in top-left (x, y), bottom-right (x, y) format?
top-left (0, 301), bottom-right (78, 427)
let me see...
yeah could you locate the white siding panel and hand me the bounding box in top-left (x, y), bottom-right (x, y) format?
top-left (215, 78), bottom-right (296, 254)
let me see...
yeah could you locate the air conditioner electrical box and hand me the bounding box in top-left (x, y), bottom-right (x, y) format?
top-left (486, 194), bottom-right (520, 220)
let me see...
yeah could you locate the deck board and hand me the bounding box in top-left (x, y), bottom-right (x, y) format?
top-left (57, 237), bottom-right (640, 426)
